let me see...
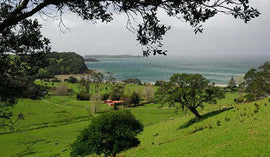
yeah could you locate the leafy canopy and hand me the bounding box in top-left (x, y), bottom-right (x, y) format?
top-left (0, 0), bottom-right (260, 56)
top-left (70, 110), bottom-right (143, 157)
top-left (156, 73), bottom-right (224, 119)
top-left (241, 61), bottom-right (270, 100)
top-left (0, 19), bottom-right (50, 128)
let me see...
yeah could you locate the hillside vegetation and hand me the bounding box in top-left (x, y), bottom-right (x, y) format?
top-left (0, 87), bottom-right (269, 156)
top-left (37, 52), bottom-right (88, 78)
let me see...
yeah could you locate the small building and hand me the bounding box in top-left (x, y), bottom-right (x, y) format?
top-left (104, 99), bottom-right (123, 106)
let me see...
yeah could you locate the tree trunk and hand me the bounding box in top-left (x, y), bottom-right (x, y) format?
top-left (188, 107), bottom-right (201, 120)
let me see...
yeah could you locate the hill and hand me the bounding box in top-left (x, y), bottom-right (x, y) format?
top-left (0, 84), bottom-right (269, 156)
top-left (37, 52), bottom-right (88, 78)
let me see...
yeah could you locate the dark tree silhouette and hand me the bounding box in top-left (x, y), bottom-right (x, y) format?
top-left (0, 0), bottom-right (260, 55)
top-left (0, 19), bottom-right (50, 128)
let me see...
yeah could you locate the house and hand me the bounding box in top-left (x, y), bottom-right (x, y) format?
top-left (104, 99), bottom-right (123, 106)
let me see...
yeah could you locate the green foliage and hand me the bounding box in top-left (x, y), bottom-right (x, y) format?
top-left (156, 73), bottom-right (225, 119)
top-left (244, 93), bottom-right (255, 102)
top-left (242, 61), bottom-right (270, 100)
top-left (70, 110), bottom-right (143, 157)
top-left (67, 76), bottom-right (78, 84)
top-left (123, 92), bottom-right (140, 107)
top-left (234, 97), bottom-right (244, 103)
top-left (122, 78), bottom-right (142, 85)
top-left (1, 1), bottom-right (260, 56)
top-left (76, 92), bottom-right (90, 101)
top-left (0, 19), bottom-right (50, 128)
top-left (110, 85), bottom-right (124, 100)
top-left (37, 52), bottom-right (88, 78)
top-left (154, 80), bottom-right (166, 86)
top-left (131, 92), bottom-right (140, 105)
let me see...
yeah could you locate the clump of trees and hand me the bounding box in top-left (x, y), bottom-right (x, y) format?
top-left (123, 92), bottom-right (140, 107)
top-left (122, 78), bottom-right (142, 85)
top-left (109, 85), bottom-right (124, 101)
top-left (71, 110), bottom-right (143, 157)
top-left (36, 52), bottom-right (88, 79)
top-left (156, 73), bottom-right (225, 119)
top-left (240, 61), bottom-right (270, 101)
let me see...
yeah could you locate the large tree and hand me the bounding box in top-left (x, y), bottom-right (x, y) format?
top-left (156, 73), bottom-right (225, 119)
top-left (1, 0), bottom-right (260, 56)
top-left (0, 19), bottom-right (50, 128)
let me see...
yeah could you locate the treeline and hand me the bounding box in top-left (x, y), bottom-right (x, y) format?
top-left (37, 52), bottom-right (88, 78)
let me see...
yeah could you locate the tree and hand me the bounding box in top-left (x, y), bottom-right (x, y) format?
top-left (241, 61), bottom-right (270, 100)
top-left (131, 91), bottom-right (140, 106)
top-left (229, 75), bottom-right (236, 88)
top-left (1, 0), bottom-right (260, 56)
top-left (70, 110), bottom-right (143, 157)
top-left (110, 84), bottom-right (124, 100)
top-left (226, 75), bottom-right (237, 92)
top-left (0, 19), bottom-right (50, 128)
top-left (143, 84), bottom-right (155, 103)
top-left (89, 93), bottom-right (102, 113)
top-left (156, 73), bottom-right (224, 119)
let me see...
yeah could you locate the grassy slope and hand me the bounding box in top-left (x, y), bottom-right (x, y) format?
top-left (122, 98), bottom-right (270, 157)
top-left (0, 95), bottom-right (182, 156)
top-left (0, 92), bottom-right (269, 157)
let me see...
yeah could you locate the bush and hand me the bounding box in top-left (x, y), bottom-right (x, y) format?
top-left (122, 78), bottom-right (142, 85)
top-left (234, 97), bottom-right (244, 103)
top-left (51, 78), bottom-right (61, 82)
top-left (244, 93), bottom-right (255, 102)
top-left (101, 93), bottom-right (110, 101)
top-left (67, 76), bottom-right (78, 83)
top-left (77, 92), bottom-right (90, 100)
top-left (70, 110), bottom-right (143, 157)
top-left (154, 80), bottom-right (165, 86)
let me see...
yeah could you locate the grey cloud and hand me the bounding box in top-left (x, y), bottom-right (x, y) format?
top-left (37, 1), bottom-right (270, 56)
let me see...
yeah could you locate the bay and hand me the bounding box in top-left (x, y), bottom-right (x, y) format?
top-left (85, 55), bottom-right (270, 85)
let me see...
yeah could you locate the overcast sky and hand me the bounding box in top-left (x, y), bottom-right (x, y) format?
top-left (37, 1), bottom-right (270, 57)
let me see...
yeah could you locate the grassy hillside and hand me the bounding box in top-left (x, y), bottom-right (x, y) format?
top-left (0, 92), bottom-right (269, 156)
top-left (122, 98), bottom-right (270, 157)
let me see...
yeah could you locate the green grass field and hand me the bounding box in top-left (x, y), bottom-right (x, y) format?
top-left (0, 87), bottom-right (269, 156)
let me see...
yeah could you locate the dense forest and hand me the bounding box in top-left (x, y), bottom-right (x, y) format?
top-left (37, 52), bottom-right (88, 78)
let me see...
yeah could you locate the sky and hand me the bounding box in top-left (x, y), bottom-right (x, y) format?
top-left (36, 1), bottom-right (270, 57)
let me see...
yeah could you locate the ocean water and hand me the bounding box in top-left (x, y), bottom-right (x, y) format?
top-left (85, 55), bottom-right (270, 85)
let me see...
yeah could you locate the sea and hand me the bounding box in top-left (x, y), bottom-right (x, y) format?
top-left (85, 55), bottom-right (270, 86)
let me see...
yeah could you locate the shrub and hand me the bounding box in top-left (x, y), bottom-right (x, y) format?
top-left (67, 76), bottom-right (78, 83)
top-left (234, 97), bottom-right (244, 103)
top-left (154, 80), bottom-right (165, 86)
top-left (101, 93), bottom-right (110, 101)
top-left (51, 78), bottom-right (61, 82)
top-left (70, 110), bottom-right (143, 157)
top-left (77, 92), bottom-right (90, 100)
top-left (244, 93), bottom-right (255, 102)
top-left (216, 120), bottom-right (221, 126)
top-left (122, 78), bottom-right (142, 85)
